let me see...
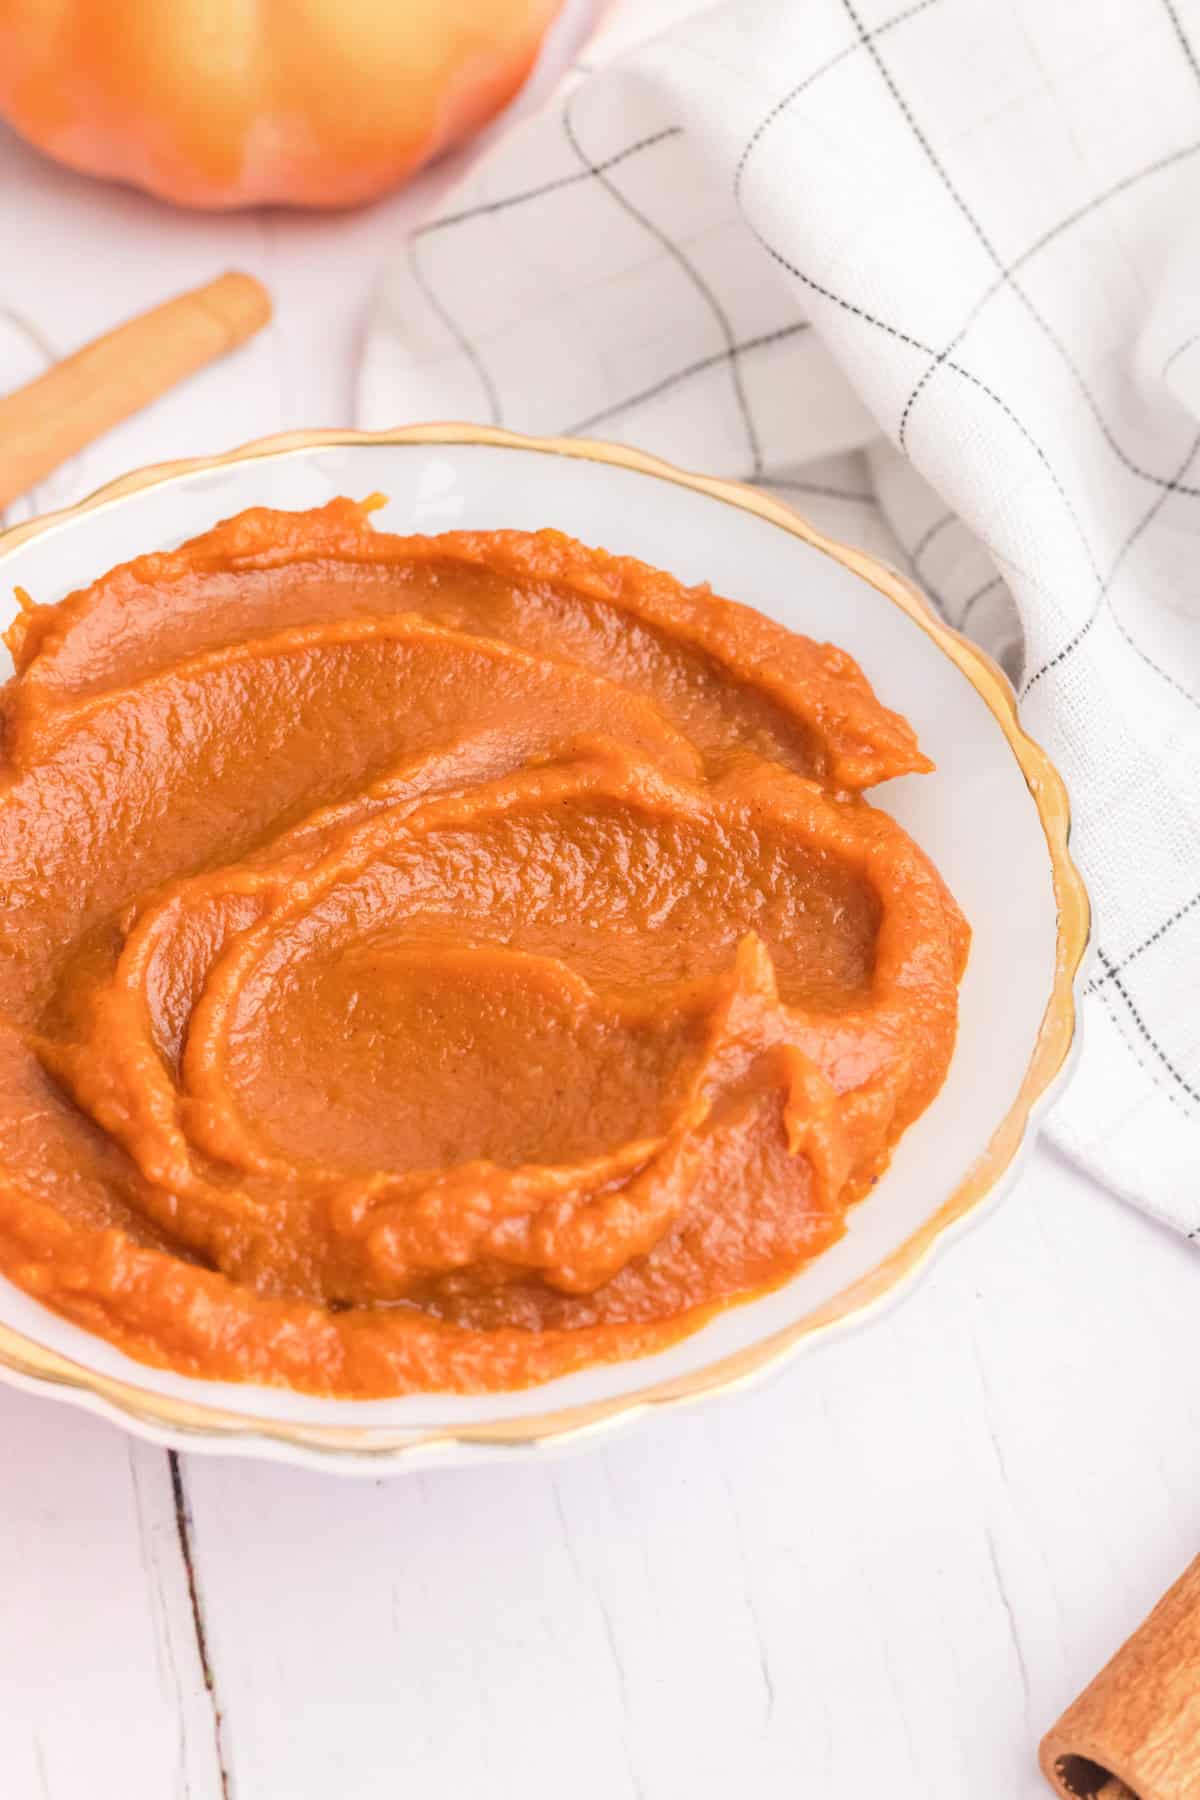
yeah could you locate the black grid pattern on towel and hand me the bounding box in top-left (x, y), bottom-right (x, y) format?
top-left (730, 0), bottom-right (1200, 1122)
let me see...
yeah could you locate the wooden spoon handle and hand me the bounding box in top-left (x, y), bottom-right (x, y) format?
top-left (0, 272), bottom-right (271, 511)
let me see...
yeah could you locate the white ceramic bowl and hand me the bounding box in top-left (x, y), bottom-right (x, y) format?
top-left (0, 427), bottom-right (1089, 1474)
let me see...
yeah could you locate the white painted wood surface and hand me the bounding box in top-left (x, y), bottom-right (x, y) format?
top-left (0, 115), bottom-right (1197, 1800)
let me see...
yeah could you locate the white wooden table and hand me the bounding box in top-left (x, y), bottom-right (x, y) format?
top-left (1, 114), bottom-right (1198, 1800)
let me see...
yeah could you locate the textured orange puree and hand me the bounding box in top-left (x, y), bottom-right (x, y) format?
top-left (0, 500), bottom-right (968, 1396)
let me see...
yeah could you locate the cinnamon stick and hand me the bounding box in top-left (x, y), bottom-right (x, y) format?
top-left (0, 272), bottom-right (271, 510)
top-left (1040, 1557), bottom-right (1200, 1800)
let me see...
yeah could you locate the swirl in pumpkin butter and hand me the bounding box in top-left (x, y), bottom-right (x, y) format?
top-left (0, 500), bottom-right (968, 1396)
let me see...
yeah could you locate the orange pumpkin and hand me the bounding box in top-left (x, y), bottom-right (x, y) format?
top-left (0, 0), bottom-right (562, 209)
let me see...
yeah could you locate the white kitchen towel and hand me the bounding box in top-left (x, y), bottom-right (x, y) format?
top-left (360, 0), bottom-right (1200, 1235)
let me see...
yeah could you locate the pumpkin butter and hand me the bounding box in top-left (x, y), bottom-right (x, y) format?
top-left (0, 500), bottom-right (968, 1396)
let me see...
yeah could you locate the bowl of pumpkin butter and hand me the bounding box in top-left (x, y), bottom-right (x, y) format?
top-left (0, 427), bottom-right (1088, 1471)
